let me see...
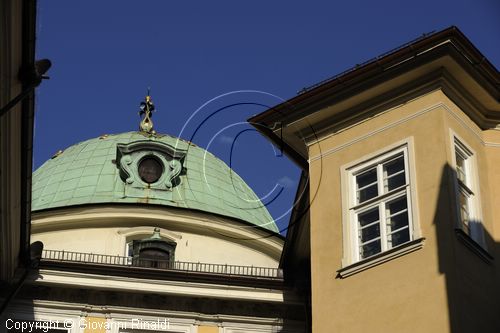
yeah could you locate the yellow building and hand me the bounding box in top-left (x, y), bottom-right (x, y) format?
top-left (251, 27), bottom-right (500, 332)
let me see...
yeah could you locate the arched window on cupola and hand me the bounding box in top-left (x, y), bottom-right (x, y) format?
top-left (130, 228), bottom-right (176, 269)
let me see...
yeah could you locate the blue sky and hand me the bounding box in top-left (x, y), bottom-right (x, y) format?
top-left (34, 0), bottom-right (499, 233)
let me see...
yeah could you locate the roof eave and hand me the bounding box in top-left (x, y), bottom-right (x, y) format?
top-left (248, 26), bottom-right (499, 127)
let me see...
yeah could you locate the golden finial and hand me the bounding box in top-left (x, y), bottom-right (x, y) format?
top-left (139, 88), bottom-right (155, 133)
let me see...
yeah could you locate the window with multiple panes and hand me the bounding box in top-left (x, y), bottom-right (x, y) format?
top-left (349, 147), bottom-right (413, 261)
top-left (455, 140), bottom-right (473, 233)
top-left (453, 138), bottom-right (484, 245)
top-left (125, 232), bottom-right (176, 268)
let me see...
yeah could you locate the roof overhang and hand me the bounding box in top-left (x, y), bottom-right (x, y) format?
top-left (248, 26), bottom-right (500, 166)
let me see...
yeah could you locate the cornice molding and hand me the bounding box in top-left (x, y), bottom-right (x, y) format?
top-left (30, 268), bottom-right (288, 302)
top-left (309, 100), bottom-right (499, 163)
top-left (31, 205), bottom-right (283, 259)
top-left (7, 299), bottom-right (304, 331)
top-left (302, 68), bottom-right (499, 146)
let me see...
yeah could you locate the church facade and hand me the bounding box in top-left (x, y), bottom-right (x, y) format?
top-left (2, 96), bottom-right (305, 332)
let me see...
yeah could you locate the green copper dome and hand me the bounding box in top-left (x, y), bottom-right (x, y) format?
top-left (32, 131), bottom-right (278, 233)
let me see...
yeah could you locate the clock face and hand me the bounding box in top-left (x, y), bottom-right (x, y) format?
top-left (138, 157), bottom-right (163, 184)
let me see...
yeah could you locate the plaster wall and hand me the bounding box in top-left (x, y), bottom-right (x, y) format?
top-left (32, 219), bottom-right (280, 268)
top-left (32, 208), bottom-right (283, 268)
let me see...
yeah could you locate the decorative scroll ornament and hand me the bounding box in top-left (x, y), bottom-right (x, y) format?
top-left (139, 91), bottom-right (155, 134)
top-left (116, 140), bottom-right (187, 193)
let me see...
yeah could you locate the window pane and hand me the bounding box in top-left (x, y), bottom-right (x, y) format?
top-left (390, 228), bottom-right (410, 247)
top-left (360, 239), bottom-right (381, 259)
top-left (386, 196), bottom-right (408, 231)
top-left (455, 151), bottom-right (467, 183)
top-left (383, 156), bottom-right (406, 191)
top-left (385, 173), bottom-right (406, 191)
top-left (458, 189), bottom-right (470, 234)
top-left (127, 242), bottom-right (133, 256)
top-left (356, 168), bottom-right (377, 188)
top-left (388, 212), bottom-right (408, 232)
top-left (386, 196), bottom-right (407, 215)
top-left (384, 156), bottom-right (404, 176)
top-left (358, 185), bottom-right (378, 203)
top-left (356, 168), bottom-right (378, 203)
top-left (358, 208), bottom-right (379, 227)
top-left (358, 208), bottom-right (381, 253)
top-left (360, 223), bottom-right (380, 243)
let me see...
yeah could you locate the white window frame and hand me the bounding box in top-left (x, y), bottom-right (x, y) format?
top-left (350, 147), bottom-right (413, 261)
top-left (339, 139), bottom-right (423, 277)
top-left (450, 133), bottom-right (485, 248)
top-left (125, 241), bottom-right (133, 265)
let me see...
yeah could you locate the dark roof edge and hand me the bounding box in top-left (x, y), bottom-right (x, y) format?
top-left (248, 122), bottom-right (308, 170)
top-left (249, 26), bottom-right (499, 125)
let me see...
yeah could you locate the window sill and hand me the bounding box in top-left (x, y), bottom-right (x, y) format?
top-left (455, 229), bottom-right (493, 263)
top-left (336, 238), bottom-right (425, 278)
